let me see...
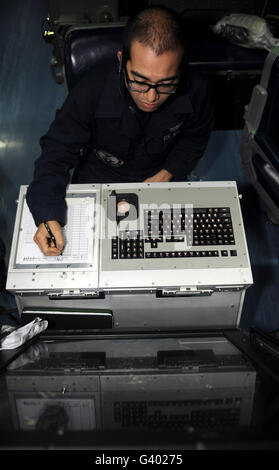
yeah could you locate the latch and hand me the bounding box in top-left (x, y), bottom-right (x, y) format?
top-left (48, 290), bottom-right (105, 300)
top-left (156, 286), bottom-right (213, 298)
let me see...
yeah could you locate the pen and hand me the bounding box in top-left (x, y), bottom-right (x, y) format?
top-left (43, 221), bottom-right (57, 248)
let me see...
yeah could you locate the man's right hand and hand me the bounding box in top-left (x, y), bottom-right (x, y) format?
top-left (34, 220), bottom-right (64, 256)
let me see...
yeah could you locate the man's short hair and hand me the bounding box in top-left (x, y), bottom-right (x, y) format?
top-left (122, 6), bottom-right (186, 60)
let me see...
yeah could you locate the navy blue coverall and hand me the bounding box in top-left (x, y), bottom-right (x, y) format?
top-left (26, 60), bottom-right (215, 227)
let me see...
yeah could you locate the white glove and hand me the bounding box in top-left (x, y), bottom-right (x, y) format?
top-left (0, 317), bottom-right (48, 350)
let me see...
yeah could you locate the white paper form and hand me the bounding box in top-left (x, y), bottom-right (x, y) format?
top-left (15, 197), bottom-right (95, 265)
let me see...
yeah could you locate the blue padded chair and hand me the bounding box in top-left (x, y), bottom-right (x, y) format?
top-left (63, 23), bottom-right (124, 91)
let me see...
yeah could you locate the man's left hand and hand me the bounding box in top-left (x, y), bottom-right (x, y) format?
top-left (144, 169), bottom-right (172, 183)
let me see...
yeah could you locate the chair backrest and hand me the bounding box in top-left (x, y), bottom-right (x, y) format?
top-left (239, 46), bottom-right (279, 224)
top-left (64, 23), bottom-right (124, 91)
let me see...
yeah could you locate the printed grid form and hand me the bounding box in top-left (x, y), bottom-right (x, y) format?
top-left (16, 197), bottom-right (95, 265)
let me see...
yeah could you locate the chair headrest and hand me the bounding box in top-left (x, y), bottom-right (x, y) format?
top-left (64, 24), bottom-right (124, 90)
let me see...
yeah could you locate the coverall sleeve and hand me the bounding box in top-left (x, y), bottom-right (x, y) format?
top-left (26, 82), bottom-right (95, 227)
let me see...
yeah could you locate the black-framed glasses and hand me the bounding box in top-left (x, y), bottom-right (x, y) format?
top-left (124, 67), bottom-right (179, 95)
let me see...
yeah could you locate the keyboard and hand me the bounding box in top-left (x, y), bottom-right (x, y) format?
top-left (111, 207), bottom-right (236, 260)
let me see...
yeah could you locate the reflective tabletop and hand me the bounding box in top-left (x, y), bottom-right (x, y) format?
top-left (1, 328), bottom-right (279, 450)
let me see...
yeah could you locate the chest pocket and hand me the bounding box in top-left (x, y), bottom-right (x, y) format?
top-left (145, 121), bottom-right (185, 162)
top-left (91, 118), bottom-right (131, 158)
top-left (162, 122), bottom-right (184, 143)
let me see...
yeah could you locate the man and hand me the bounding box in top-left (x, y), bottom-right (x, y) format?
top-left (26, 6), bottom-right (214, 256)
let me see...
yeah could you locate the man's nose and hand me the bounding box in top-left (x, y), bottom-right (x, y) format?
top-left (145, 88), bottom-right (159, 103)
